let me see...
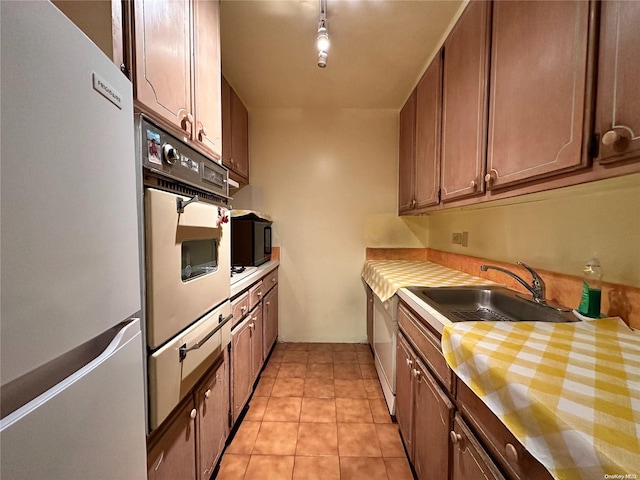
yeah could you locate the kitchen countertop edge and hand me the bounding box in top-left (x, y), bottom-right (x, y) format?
top-left (230, 260), bottom-right (280, 298)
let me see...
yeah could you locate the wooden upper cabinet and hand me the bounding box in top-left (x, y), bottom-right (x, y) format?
top-left (398, 91), bottom-right (417, 213)
top-left (133, 0), bottom-right (192, 132)
top-left (486, 1), bottom-right (592, 190)
top-left (221, 76), bottom-right (232, 166)
top-left (414, 51), bottom-right (442, 210)
top-left (231, 88), bottom-right (250, 180)
top-left (595, 0), bottom-right (640, 164)
top-left (441, 0), bottom-right (491, 202)
top-left (221, 76), bottom-right (250, 182)
top-left (193, 0), bottom-right (222, 158)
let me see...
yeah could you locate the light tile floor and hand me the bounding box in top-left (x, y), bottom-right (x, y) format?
top-left (215, 342), bottom-right (414, 479)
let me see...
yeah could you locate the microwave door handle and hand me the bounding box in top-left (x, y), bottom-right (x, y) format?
top-left (179, 313), bottom-right (233, 361)
top-left (264, 226), bottom-right (272, 254)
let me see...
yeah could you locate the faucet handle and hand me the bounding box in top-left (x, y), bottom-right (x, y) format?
top-left (517, 262), bottom-right (546, 299)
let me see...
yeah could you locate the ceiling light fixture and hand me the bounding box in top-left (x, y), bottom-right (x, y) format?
top-left (316, 0), bottom-right (329, 68)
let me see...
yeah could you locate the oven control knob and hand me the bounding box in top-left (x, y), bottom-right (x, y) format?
top-left (162, 144), bottom-right (179, 165)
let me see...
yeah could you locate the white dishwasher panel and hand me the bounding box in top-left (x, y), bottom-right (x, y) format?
top-left (372, 294), bottom-right (398, 415)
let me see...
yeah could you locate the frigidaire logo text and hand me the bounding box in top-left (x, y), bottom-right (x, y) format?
top-left (97, 79), bottom-right (121, 104)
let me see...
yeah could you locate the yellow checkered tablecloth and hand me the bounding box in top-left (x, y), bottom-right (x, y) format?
top-left (442, 318), bottom-right (640, 480)
top-left (361, 260), bottom-right (494, 301)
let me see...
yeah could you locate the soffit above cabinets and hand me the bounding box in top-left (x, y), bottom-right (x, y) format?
top-left (220, 0), bottom-right (466, 110)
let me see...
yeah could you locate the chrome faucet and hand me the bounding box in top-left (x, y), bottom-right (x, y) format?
top-left (480, 262), bottom-right (547, 304)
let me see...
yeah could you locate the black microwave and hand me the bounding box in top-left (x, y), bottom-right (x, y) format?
top-left (231, 215), bottom-right (272, 267)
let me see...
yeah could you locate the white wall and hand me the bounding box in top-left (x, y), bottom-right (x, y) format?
top-left (232, 108), bottom-right (423, 342)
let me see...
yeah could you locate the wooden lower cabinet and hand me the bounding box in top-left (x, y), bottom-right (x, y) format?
top-left (395, 299), bottom-right (554, 480)
top-left (263, 284), bottom-right (279, 359)
top-left (148, 354), bottom-right (230, 480)
top-left (196, 356), bottom-right (228, 480)
top-left (231, 317), bottom-right (253, 422)
top-left (147, 401), bottom-right (197, 480)
top-left (413, 357), bottom-right (454, 480)
top-left (250, 305), bottom-right (263, 381)
top-left (452, 415), bottom-right (505, 480)
top-left (395, 333), bottom-right (415, 460)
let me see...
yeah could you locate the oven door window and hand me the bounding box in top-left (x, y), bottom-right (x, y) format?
top-left (181, 239), bottom-right (218, 281)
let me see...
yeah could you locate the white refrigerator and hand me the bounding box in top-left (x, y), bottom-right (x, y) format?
top-left (1, 2), bottom-right (147, 478)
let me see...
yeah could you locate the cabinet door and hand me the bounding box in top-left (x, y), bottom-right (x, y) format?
top-left (414, 51), bottom-right (442, 210)
top-left (398, 90), bottom-right (417, 213)
top-left (395, 333), bottom-right (415, 461)
top-left (147, 401), bottom-right (197, 480)
top-left (193, 0), bottom-right (222, 158)
top-left (196, 356), bottom-right (228, 480)
top-left (230, 88), bottom-right (250, 180)
top-left (486, 1), bottom-right (591, 189)
top-left (451, 415), bottom-right (506, 480)
top-left (441, 0), bottom-right (491, 201)
top-left (231, 318), bottom-right (252, 422)
top-left (263, 284), bottom-right (279, 359)
top-left (413, 359), bottom-right (454, 480)
top-left (221, 76), bottom-right (233, 166)
top-left (133, 0), bottom-right (192, 132)
top-left (250, 304), bottom-right (264, 382)
top-left (595, 0), bottom-right (640, 164)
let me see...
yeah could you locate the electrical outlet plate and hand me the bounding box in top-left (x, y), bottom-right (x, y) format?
top-left (452, 232), bottom-right (463, 245)
top-left (461, 231), bottom-right (469, 247)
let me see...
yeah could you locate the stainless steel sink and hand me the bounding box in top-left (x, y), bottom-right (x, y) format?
top-left (407, 286), bottom-right (577, 323)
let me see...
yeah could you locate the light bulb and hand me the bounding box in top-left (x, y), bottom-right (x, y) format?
top-left (318, 50), bottom-right (328, 68)
top-left (316, 26), bottom-right (330, 52)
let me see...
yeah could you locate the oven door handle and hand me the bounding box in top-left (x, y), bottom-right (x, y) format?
top-left (176, 194), bottom-right (199, 214)
top-left (179, 313), bottom-right (233, 362)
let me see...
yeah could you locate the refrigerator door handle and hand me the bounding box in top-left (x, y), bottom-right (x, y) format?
top-left (1, 317), bottom-right (141, 429)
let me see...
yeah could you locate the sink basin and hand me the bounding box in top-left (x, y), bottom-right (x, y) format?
top-left (407, 286), bottom-right (576, 323)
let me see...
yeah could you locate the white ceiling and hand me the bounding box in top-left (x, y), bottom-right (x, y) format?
top-left (220, 0), bottom-right (466, 110)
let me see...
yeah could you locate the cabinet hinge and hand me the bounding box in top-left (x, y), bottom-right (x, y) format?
top-left (589, 133), bottom-right (600, 160)
top-left (120, 63), bottom-right (130, 79)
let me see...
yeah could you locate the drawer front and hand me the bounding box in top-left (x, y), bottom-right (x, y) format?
top-left (263, 269), bottom-right (278, 294)
top-left (231, 292), bottom-right (250, 326)
top-left (249, 280), bottom-right (264, 309)
top-left (398, 302), bottom-right (454, 394)
top-left (457, 380), bottom-right (553, 480)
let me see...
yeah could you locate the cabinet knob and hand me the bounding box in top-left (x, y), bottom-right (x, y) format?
top-left (412, 368), bottom-right (420, 378)
top-left (470, 179), bottom-right (477, 189)
top-left (204, 389), bottom-right (211, 399)
top-left (241, 306), bottom-right (247, 313)
top-left (601, 129), bottom-right (631, 152)
top-left (266, 301), bottom-right (270, 306)
top-left (505, 443), bottom-right (519, 463)
top-left (198, 124), bottom-right (208, 141)
top-left (272, 277), bottom-right (276, 282)
top-left (257, 292), bottom-right (262, 297)
top-left (411, 198), bottom-right (417, 207)
top-left (181, 113), bottom-right (194, 132)
top-left (484, 170), bottom-right (497, 183)
top-left (450, 431), bottom-right (462, 445)
top-left (190, 408), bottom-right (197, 420)
top-left (405, 358), bottom-right (413, 367)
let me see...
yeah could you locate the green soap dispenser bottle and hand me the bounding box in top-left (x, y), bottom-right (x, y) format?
top-left (578, 258), bottom-right (602, 318)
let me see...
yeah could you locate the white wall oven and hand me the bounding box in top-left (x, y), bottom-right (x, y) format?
top-left (137, 116), bottom-right (233, 430)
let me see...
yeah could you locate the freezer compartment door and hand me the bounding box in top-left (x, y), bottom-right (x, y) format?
top-left (0, 320), bottom-right (147, 480)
